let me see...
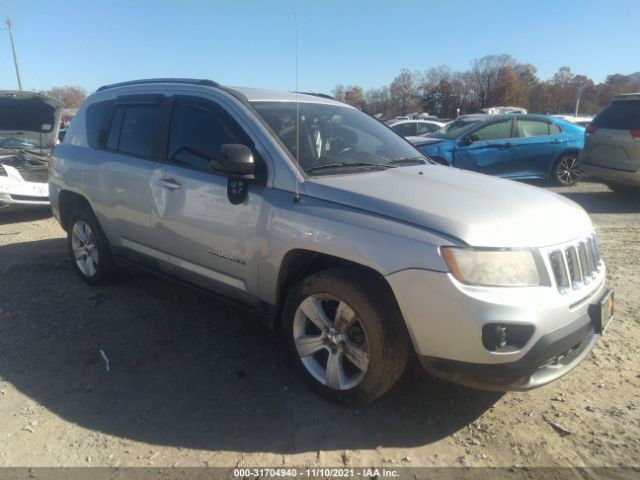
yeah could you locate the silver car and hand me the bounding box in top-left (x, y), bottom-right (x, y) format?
top-left (49, 79), bottom-right (613, 405)
top-left (579, 93), bottom-right (640, 192)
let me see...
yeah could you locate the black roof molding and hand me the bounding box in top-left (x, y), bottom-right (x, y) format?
top-left (95, 78), bottom-right (251, 107)
top-left (97, 78), bottom-right (220, 92)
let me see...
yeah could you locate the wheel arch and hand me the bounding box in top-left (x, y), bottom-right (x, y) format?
top-left (273, 249), bottom-right (402, 330)
top-left (548, 149), bottom-right (581, 177)
top-left (58, 190), bottom-right (94, 232)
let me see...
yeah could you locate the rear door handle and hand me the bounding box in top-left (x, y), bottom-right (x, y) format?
top-left (156, 178), bottom-right (181, 191)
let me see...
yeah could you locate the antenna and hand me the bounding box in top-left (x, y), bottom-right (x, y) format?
top-left (293, 12), bottom-right (301, 203)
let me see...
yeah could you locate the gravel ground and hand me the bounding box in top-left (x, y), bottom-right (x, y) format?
top-left (0, 180), bottom-right (638, 470)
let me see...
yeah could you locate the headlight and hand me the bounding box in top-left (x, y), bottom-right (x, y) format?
top-left (441, 247), bottom-right (540, 287)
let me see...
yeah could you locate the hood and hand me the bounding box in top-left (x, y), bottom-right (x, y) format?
top-left (0, 91), bottom-right (64, 150)
top-left (408, 136), bottom-right (447, 147)
top-left (304, 166), bottom-right (593, 248)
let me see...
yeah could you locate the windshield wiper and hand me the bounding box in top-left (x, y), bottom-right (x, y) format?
top-left (385, 157), bottom-right (429, 166)
top-left (305, 162), bottom-right (386, 173)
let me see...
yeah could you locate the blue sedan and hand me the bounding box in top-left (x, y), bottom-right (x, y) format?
top-left (409, 114), bottom-right (585, 185)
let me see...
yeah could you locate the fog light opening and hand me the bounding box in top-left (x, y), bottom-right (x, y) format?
top-left (482, 324), bottom-right (534, 352)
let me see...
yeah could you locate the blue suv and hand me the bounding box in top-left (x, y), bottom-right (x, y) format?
top-left (410, 114), bottom-right (585, 185)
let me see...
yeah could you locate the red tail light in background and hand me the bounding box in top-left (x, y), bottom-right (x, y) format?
top-left (631, 130), bottom-right (640, 141)
top-left (585, 124), bottom-right (598, 135)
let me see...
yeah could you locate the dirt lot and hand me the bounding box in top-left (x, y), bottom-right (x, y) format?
top-left (0, 180), bottom-right (638, 470)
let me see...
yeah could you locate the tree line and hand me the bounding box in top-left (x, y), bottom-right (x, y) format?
top-left (331, 54), bottom-right (640, 120)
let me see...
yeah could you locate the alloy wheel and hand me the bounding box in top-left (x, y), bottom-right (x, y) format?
top-left (71, 220), bottom-right (99, 277)
top-left (557, 156), bottom-right (581, 185)
top-left (292, 293), bottom-right (370, 390)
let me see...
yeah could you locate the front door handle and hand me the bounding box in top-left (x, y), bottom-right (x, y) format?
top-left (551, 139), bottom-right (564, 144)
top-left (156, 178), bottom-right (181, 191)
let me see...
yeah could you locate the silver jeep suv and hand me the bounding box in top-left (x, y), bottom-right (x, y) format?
top-left (50, 79), bottom-right (613, 405)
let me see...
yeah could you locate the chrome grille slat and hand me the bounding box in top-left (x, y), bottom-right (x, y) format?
top-left (550, 234), bottom-right (602, 293)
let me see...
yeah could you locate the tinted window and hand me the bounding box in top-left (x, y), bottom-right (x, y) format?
top-left (593, 101), bottom-right (640, 130)
top-left (392, 123), bottom-right (416, 136)
top-left (518, 120), bottom-right (549, 137)
top-left (107, 106), bottom-right (125, 150)
top-left (549, 123), bottom-right (561, 134)
top-left (85, 100), bottom-right (113, 148)
top-left (168, 102), bottom-right (247, 170)
top-left (416, 123), bottom-right (437, 135)
top-left (117, 105), bottom-right (161, 157)
top-left (473, 120), bottom-right (512, 141)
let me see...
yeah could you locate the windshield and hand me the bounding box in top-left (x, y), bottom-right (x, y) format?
top-left (0, 136), bottom-right (43, 150)
top-left (251, 101), bottom-right (426, 175)
top-left (430, 118), bottom-right (483, 139)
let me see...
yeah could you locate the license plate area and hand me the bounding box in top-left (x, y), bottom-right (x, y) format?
top-left (591, 289), bottom-right (614, 334)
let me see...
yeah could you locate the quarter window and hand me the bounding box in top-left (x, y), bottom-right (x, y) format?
top-left (473, 120), bottom-right (512, 141)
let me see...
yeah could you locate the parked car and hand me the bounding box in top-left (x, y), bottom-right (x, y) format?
top-left (50, 79), bottom-right (612, 405)
top-left (578, 93), bottom-right (640, 193)
top-left (553, 115), bottom-right (594, 128)
top-left (410, 114), bottom-right (585, 185)
top-left (0, 90), bottom-right (63, 208)
top-left (389, 119), bottom-right (445, 137)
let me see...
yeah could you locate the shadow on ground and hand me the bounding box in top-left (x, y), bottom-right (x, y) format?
top-left (556, 190), bottom-right (640, 215)
top-left (0, 206), bottom-right (52, 225)
top-left (0, 238), bottom-right (500, 453)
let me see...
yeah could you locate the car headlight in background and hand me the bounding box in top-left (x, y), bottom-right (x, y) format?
top-left (441, 247), bottom-right (541, 287)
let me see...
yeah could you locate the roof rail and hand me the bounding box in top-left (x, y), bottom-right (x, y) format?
top-left (97, 78), bottom-right (220, 92)
top-left (294, 91), bottom-right (334, 100)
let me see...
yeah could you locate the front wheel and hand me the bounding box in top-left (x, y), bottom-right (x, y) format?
top-left (282, 269), bottom-right (409, 405)
top-left (552, 154), bottom-right (582, 186)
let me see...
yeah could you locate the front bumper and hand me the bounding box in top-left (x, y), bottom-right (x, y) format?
top-left (419, 311), bottom-right (597, 391)
top-left (386, 260), bottom-right (607, 390)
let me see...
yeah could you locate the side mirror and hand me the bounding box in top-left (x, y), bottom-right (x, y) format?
top-left (211, 144), bottom-right (255, 176)
top-left (463, 134), bottom-right (479, 146)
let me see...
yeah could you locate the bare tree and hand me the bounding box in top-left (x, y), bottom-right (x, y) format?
top-left (46, 86), bottom-right (87, 108)
top-left (468, 54), bottom-right (516, 108)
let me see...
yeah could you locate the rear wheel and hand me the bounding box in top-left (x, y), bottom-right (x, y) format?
top-left (67, 207), bottom-right (116, 285)
top-left (283, 269), bottom-right (409, 405)
top-left (552, 154), bottom-right (582, 186)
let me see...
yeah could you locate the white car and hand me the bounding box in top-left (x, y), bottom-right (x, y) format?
top-left (553, 115), bottom-right (594, 128)
top-left (389, 119), bottom-right (445, 137)
top-left (0, 91), bottom-right (63, 208)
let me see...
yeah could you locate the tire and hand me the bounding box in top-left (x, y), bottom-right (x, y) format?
top-left (67, 206), bottom-right (116, 286)
top-left (282, 268), bottom-right (409, 405)
top-left (552, 154), bottom-right (582, 186)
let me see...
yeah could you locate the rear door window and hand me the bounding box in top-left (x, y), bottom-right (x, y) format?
top-left (593, 101), bottom-right (640, 130)
top-left (416, 123), bottom-right (437, 135)
top-left (518, 120), bottom-right (550, 137)
top-left (105, 103), bottom-right (162, 158)
top-left (117, 105), bottom-right (162, 157)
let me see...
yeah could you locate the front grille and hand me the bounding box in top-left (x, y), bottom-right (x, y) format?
top-left (549, 234), bottom-right (602, 292)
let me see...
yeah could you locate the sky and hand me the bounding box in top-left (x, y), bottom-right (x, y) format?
top-left (0, 0), bottom-right (638, 95)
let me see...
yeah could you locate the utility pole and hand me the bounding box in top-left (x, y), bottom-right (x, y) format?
top-left (6, 17), bottom-right (23, 91)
